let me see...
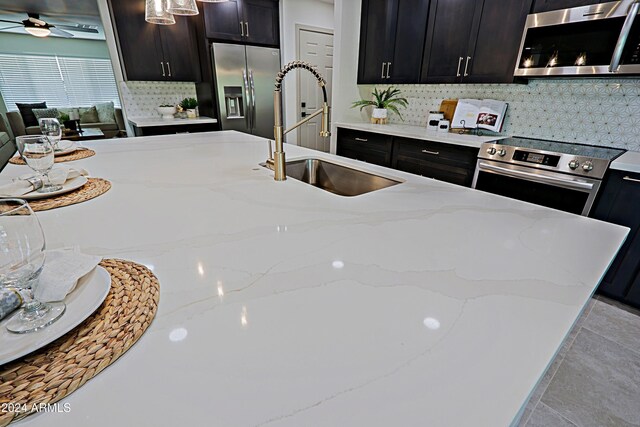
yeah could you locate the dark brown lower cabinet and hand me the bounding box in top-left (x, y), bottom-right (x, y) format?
top-left (591, 170), bottom-right (640, 309)
top-left (391, 137), bottom-right (479, 186)
top-left (336, 128), bottom-right (393, 167)
top-left (336, 127), bottom-right (479, 187)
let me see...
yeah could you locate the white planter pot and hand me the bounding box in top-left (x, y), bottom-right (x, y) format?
top-left (186, 109), bottom-right (197, 118)
top-left (157, 106), bottom-right (176, 119)
top-left (372, 108), bottom-right (388, 119)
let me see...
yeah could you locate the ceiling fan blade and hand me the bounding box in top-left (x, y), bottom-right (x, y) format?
top-left (49, 27), bottom-right (74, 38)
top-left (0, 19), bottom-right (21, 24)
top-left (54, 24), bottom-right (99, 34)
top-left (0, 25), bottom-right (23, 31)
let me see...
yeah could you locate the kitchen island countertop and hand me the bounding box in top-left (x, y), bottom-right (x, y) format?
top-left (2, 131), bottom-right (628, 427)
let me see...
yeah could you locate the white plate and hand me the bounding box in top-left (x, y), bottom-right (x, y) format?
top-left (54, 140), bottom-right (78, 156)
top-left (0, 266), bottom-right (111, 366)
top-left (20, 175), bottom-right (88, 200)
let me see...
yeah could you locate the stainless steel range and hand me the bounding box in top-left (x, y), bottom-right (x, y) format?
top-left (472, 137), bottom-right (625, 216)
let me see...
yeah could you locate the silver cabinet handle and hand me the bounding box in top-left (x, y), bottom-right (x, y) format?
top-left (464, 56), bottom-right (471, 77)
top-left (623, 175), bottom-right (640, 183)
top-left (240, 21), bottom-right (244, 36)
top-left (354, 137), bottom-right (368, 142)
top-left (386, 62), bottom-right (391, 78)
top-left (421, 150), bottom-right (440, 155)
top-left (380, 62), bottom-right (386, 79)
top-left (166, 62), bottom-right (171, 77)
top-left (610, 0), bottom-right (640, 72)
top-left (456, 57), bottom-right (463, 77)
top-left (160, 62), bottom-right (165, 77)
top-left (245, 22), bottom-right (249, 37)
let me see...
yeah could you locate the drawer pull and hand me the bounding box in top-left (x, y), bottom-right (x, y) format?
top-left (354, 138), bottom-right (368, 142)
top-left (421, 150), bottom-right (440, 155)
top-left (623, 176), bottom-right (640, 183)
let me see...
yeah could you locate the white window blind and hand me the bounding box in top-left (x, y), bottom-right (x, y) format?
top-left (0, 53), bottom-right (121, 110)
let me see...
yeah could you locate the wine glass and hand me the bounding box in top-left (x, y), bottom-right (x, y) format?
top-left (15, 135), bottom-right (63, 193)
top-left (0, 199), bottom-right (65, 333)
top-left (38, 118), bottom-right (62, 151)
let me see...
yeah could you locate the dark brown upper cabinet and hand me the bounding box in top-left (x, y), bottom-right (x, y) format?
top-left (357, 0), bottom-right (431, 84)
top-left (421, 0), bottom-right (533, 84)
top-left (203, 0), bottom-right (279, 47)
top-left (109, 0), bottom-right (201, 82)
top-left (531, 0), bottom-right (603, 13)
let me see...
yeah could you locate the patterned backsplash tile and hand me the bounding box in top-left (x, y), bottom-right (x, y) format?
top-left (364, 79), bottom-right (640, 151)
top-left (120, 81), bottom-right (197, 118)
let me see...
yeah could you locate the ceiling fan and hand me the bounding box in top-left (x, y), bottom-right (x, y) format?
top-left (0, 13), bottom-right (99, 38)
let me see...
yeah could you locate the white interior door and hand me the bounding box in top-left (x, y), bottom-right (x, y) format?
top-left (297, 28), bottom-right (333, 152)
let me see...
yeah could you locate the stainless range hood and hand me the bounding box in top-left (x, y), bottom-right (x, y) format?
top-left (514, 0), bottom-right (640, 77)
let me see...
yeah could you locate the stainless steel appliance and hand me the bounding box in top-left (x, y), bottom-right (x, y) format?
top-left (212, 43), bottom-right (281, 138)
top-left (514, 0), bottom-right (640, 77)
top-left (472, 137), bottom-right (625, 216)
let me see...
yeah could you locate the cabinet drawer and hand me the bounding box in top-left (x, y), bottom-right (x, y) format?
top-left (391, 137), bottom-right (479, 186)
top-left (336, 128), bottom-right (393, 167)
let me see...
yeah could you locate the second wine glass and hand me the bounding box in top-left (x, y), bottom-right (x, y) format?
top-left (38, 117), bottom-right (62, 151)
top-left (15, 135), bottom-right (63, 193)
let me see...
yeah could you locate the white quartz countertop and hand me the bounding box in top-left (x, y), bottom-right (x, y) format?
top-left (335, 121), bottom-right (507, 148)
top-left (611, 150), bottom-right (640, 173)
top-left (128, 116), bottom-right (218, 127)
top-left (2, 132), bottom-right (628, 427)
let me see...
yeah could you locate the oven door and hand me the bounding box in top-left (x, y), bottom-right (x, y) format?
top-left (472, 160), bottom-right (601, 216)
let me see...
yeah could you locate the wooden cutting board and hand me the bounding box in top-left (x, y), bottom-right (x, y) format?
top-left (439, 99), bottom-right (458, 122)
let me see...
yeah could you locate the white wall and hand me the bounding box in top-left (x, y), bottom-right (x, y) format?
top-left (280, 0), bottom-right (334, 143)
top-left (329, 0), bottom-right (368, 153)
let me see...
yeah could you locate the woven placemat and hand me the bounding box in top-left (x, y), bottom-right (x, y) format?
top-left (9, 149), bottom-right (96, 165)
top-left (0, 259), bottom-right (160, 426)
top-left (27, 178), bottom-right (111, 212)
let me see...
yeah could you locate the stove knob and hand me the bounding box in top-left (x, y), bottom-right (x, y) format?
top-left (497, 149), bottom-right (507, 157)
top-left (487, 147), bottom-right (497, 155)
top-left (568, 160), bottom-right (580, 170)
top-left (582, 161), bottom-right (594, 172)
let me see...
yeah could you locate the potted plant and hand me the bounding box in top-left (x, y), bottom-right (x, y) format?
top-left (180, 97), bottom-right (198, 118)
top-left (351, 87), bottom-right (408, 124)
top-left (157, 104), bottom-right (177, 119)
top-left (58, 112), bottom-right (77, 132)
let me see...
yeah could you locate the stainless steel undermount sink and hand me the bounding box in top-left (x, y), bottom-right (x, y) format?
top-left (262, 157), bottom-right (402, 196)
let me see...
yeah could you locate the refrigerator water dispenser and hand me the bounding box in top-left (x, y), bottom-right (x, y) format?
top-left (224, 87), bottom-right (244, 119)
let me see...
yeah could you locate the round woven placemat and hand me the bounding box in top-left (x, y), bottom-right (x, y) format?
top-left (27, 178), bottom-right (111, 212)
top-left (0, 259), bottom-right (160, 426)
top-left (9, 149), bottom-right (96, 165)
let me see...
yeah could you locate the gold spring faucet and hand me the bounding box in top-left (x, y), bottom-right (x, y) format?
top-left (267, 61), bottom-right (331, 181)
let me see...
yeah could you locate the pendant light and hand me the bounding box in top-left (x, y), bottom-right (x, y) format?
top-left (167, 0), bottom-right (199, 15)
top-left (145, 0), bottom-right (176, 25)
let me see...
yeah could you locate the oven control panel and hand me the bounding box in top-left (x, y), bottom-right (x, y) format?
top-left (478, 143), bottom-right (611, 179)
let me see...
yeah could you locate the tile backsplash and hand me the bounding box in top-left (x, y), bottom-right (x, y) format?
top-left (120, 81), bottom-right (197, 118)
top-left (368, 79), bottom-right (640, 151)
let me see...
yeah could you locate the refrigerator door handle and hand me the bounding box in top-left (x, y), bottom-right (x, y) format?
top-left (249, 70), bottom-right (257, 132)
top-left (242, 68), bottom-right (252, 130)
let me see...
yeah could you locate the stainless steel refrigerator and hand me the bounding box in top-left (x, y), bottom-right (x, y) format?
top-left (212, 43), bottom-right (281, 139)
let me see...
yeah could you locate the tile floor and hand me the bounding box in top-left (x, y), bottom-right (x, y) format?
top-left (518, 297), bottom-right (640, 427)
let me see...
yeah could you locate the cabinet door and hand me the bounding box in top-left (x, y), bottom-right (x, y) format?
top-left (109, 0), bottom-right (164, 81)
top-left (358, 0), bottom-right (394, 84)
top-left (532, 0), bottom-right (603, 13)
top-left (386, 0), bottom-right (431, 84)
top-left (591, 170), bottom-right (640, 308)
top-left (242, 0), bottom-right (280, 47)
top-left (203, 0), bottom-right (244, 42)
top-left (336, 128), bottom-right (393, 167)
top-left (159, 16), bottom-right (201, 82)
top-left (391, 137), bottom-right (478, 186)
top-left (421, 0), bottom-right (480, 83)
top-left (464, 0), bottom-right (533, 83)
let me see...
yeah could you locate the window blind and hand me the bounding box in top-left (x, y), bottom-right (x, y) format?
top-left (0, 53), bottom-right (121, 110)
